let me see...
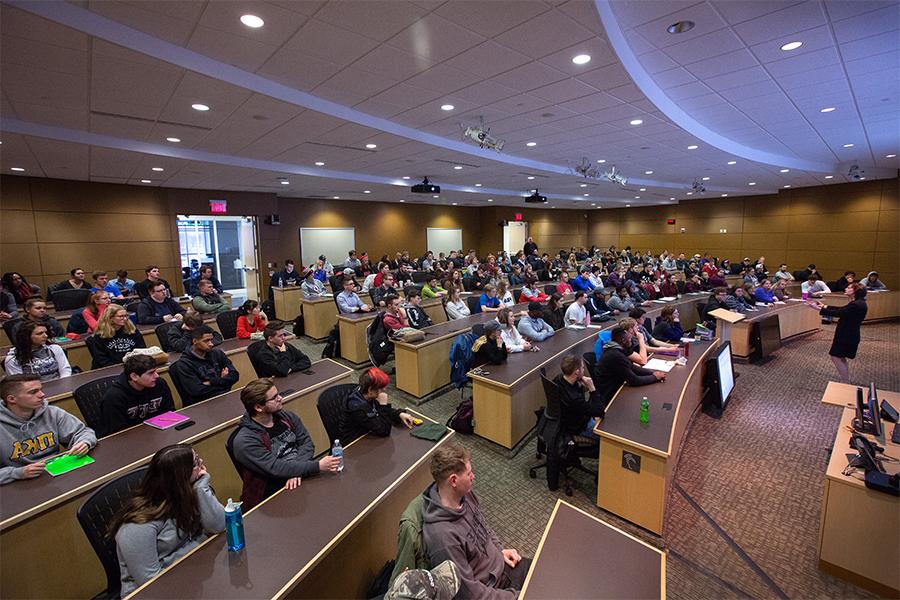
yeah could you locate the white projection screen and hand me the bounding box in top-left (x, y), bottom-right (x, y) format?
top-left (426, 228), bottom-right (463, 255)
top-left (299, 228), bottom-right (356, 270)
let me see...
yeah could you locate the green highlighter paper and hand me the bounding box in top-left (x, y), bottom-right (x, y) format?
top-left (45, 454), bottom-right (95, 477)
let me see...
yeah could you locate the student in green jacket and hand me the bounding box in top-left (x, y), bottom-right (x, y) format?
top-left (421, 275), bottom-right (446, 299)
top-left (191, 280), bottom-right (231, 315)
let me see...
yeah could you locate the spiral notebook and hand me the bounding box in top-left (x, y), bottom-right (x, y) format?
top-left (144, 411), bottom-right (190, 430)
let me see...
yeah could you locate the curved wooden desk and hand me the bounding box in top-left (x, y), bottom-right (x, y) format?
top-left (336, 297), bottom-right (446, 364)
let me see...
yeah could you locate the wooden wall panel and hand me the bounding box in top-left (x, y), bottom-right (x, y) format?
top-left (29, 179), bottom-right (168, 214)
top-left (743, 195), bottom-right (790, 216)
top-left (35, 213), bottom-right (174, 242)
top-left (0, 244), bottom-right (43, 278)
top-left (0, 176), bottom-right (32, 209)
top-left (0, 210), bottom-right (38, 243)
top-left (787, 212), bottom-right (879, 233)
top-left (38, 242), bottom-right (179, 275)
top-left (742, 215), bottom-right (786, 233)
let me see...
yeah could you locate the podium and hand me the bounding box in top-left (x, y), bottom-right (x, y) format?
top-left (709, 308), bottom-right (745, 347)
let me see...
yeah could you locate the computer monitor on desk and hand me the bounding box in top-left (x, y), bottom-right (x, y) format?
top-left (704, 342), bottom-right (735, 413)
top-left (869, 383), bottom-right (883, 440)
top-left (854, 384), bottom-right (885, 441)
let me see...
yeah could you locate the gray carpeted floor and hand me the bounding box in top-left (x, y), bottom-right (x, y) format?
top-left (289, 320), bottom-right (899, 599)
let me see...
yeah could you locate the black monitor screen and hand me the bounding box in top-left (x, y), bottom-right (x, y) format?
top-left (706, 342), bottom-right (736, 409)
top-left (868, 383), bottom-right (883, 439)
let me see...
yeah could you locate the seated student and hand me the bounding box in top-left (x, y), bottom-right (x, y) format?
top-left (517, 301), bottom-right (555, 342)
top-left (231, 379), bottom-right (341, 510)
top-left (248, 321), bottom-right (311, 377)
top-left (90, 271), bottom-right (125, 300)
top-left (445, 287), bottom-right (471, 321)
top-left (166, 311), bottom-right (223, 353)
top-left (833, 270), bottom-right (856, 291)
top-left (629, 308), bottom-right (679, 355)
top-left (586, 287), bottom-right (612, 322)
top-left (270, 260), bottom-right (300, 297)
top-left (771, 264), bottom-right (795, 283)
top-left (652, 305), bottom-right (685, 343)
top-left (137, 282), bottom-right (186, 325)
top-left (135, 265), bottom-right (172, 300)
top-left (472, 320), bottom-right (507, 366)
top-left (702, 287), bottom-right (730, 324)
top-left (14, 298), bottom-right (65, 339)
top-left (556, 271), bottom-right (574, 295)
top-left (0, 284), bottom-right (16, 322)
top-left (83, 290), bottom-right (111, 333)
top-left (542, 293), bottom-right (565, 330)
top-left (422, 445), bottom-right (530, 599)
top-left (773, 278), bottom-right (792, 301)
top-left (725, 286), bottom-right (752, 312)
top-left (382, 294), bottom-right (409, 332)
top-left (86, 305), bottom-right (146, 369)
top-left (683, 274), bottom-right (704, 294)
top-left (191, 280), bottom-right (230, 315)
top-left (114, 270), bottom-right (136, 295)
top-left (479, 285), bottom-right (502, 313)
top-left (170, 325), bottom-right (239, 405)
top-left (344, 249), bottom-right (362, 270)
top-left (616, 317), bottom-right (649, 366)
top-left (497, 307), bottom-right (531, 353)
top-left (101, 355), bottom-right (176, 435)
top-left (508, 265), bottom-right (524, 286)
top-left (754, 279), bottom-right (777, 304)
top-left (4, 321), bottom-right (72, 381)
top-left (196, 265), bottom-right (224, 295)
top-left (495, 280), bottom-right (515, 309)
top-left (797, 264), bottom-right (818, 282)
top-left (554, 354), bottom-right (606, 439)
top-left (2, 272), bottom-right (38, 305)
top-left (519, 277), bottom-right (549, 303)
top-left (300, 269), bottom-right (327, 297)
top-left (56, 267), bottom-right (87, 291)
top-left (336, 277), bottom-right (371, 314)
top-left (594, 326), bottom-right (666, 404)
top-left (0, 374), bottom-right (96, 485)
top-left (371, 263), bottom-right (391, 289)
top-left (405, 290), bottom-right (433, 330)
top-left (863, 270), bottom-right (887, 290)
top-left (801, 274), bottom-right (831, 298)
top-left (111, 444), bottom-right (225, 596)
top-left (607, 286), bottom-right (636, 314)
top-left (570, 267), bottom-right (595, 292)
top-left (708, 269), bottom-right (727, 288)
top-left (421, 276), bottom-right (446, 300)
top-left (370, 273), bottom-right (398, 308)
top-left (337, 367), bottom-right (414, 443)
top-left (236, 300), bottom-right (268, 338)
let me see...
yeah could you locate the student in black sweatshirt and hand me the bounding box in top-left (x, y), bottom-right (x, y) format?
top-left (405, 289), bottom-right (433, 329)
top-left (169, 325), bottom-right (239, 406)
top-left (593, 326), bottom-right (666, 404)
top-left (165, 312), bottom-right (223, 353)
top-left (136, 281), bottom-right (186, 325)
top-left (101, 355), bottom-right (175, 436)
top-left (472, 320), bottom-right (507, 367)
top-left (336, 367), bottom-right (414, 444)
top-left (86, 305), bottom-right (146, 369)
top-left (247, 321), bottom-right (311, 378)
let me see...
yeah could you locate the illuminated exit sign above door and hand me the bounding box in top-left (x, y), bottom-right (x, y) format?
top-left (209, 199), bottom-right (227, 214)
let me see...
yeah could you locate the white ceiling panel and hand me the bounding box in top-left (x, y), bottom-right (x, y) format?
top-left (85, 0), bottom-right (201, 46)
top-left (493, 9), bottom-right (595, 59)
top-left (313, 1), bottom-right (430, 42)
top-left (434, 1), bottom-right (551, 38)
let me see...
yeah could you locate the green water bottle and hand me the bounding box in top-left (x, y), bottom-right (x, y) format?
top-left (640, 397), bottom-right (650, 424)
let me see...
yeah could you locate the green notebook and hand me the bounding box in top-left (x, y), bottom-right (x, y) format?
top-left (45, 454), bottom-right (95, 477)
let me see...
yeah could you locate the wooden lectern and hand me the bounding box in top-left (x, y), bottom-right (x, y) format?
top-left (709, 308), bottom-right (745, 346)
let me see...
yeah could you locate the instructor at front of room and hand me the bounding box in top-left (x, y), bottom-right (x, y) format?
top-left (809, 283), bottom-right (867, 384)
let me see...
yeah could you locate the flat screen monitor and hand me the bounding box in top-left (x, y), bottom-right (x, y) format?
top-left (706, 342), bottom-right (735, 410)
top-left (758, 315), bottom-right (781, 358)
top-left (854, 387), bottom-right (866, 431)
top-left (867, 383), bottom-right (883, 439)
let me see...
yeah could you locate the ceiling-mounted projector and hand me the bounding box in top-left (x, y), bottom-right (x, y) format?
top-left (411, 177), bottom-right (440, 194)
top-left (525, 189), bottom-right (547, 203)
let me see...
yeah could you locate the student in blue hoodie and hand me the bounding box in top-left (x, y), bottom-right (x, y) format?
top-left (754, 279), bottom-right (777, 304)
top-left (0, 374), bottom-right (97, 485)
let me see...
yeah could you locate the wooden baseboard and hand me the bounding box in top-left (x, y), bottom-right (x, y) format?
top-left (819, 559), bottom-right (900, 599)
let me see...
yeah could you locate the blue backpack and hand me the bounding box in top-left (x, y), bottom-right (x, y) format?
top-left (448, 332), bottom-right (476, 390)
top-left (593, 330), bottom-right (613, 361)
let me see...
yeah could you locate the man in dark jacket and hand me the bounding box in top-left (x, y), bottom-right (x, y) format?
top-left (137, 281), bottom-right (185, 325)
top-left (230, 378), bottom-right (340, 509)
top-left (472, 321), bottom-right (506, 366)
top-left (594, 326), bottom-right (666, 404)
top-left (405, 289), bottom-right (433, 329)
top-left (134, 265), bottom-right (173, 299)
top-left (101, 355), bottom-right (175, 436)
top-left (586, 287), bottom-right (612, 322)
top-left (370, 273), bottom-right (398, 307)
top-left (170, 325), bottom-right (239, 405)
top-left (165, 312), bottom-right (223, 353)
top-left (13, 299), bottom-right (65, 339)
top-left (247, 321), bottom-right (311, 377)
top-left (422, 445), bottom-right (529, 599)
top-left (336, 367), bottom-right (414, 443)
top-left (553, 354), bottom-right (606, 439)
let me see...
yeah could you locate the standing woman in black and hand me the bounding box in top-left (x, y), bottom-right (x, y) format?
top-left (810, 283), bottom-right (867, 383)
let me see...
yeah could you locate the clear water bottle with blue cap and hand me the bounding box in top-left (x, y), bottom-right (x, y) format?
top-left (332, 439), bottom-right (344, 472)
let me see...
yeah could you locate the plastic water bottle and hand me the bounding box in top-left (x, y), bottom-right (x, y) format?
top-left (224, 498), bottom-right (245, 552)
top-left (332, 439), bottom-right (344, 472)
top-left (640, 397), bottom-right (650, 424)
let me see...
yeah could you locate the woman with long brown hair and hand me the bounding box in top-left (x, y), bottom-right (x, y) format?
top-left (82, 290), bottom-right (111, 333)
top-left (3, 321), bottom-right (71, 380)
top-left (110, 444), bottom-right (225, 596)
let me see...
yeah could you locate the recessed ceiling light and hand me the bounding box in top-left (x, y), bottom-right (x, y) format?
top-left (824, 175), bottom-right (833, 179)
top-left (365, 143), bottom-right (377, 149)
top-left (440, 104), bottom-right (455, 111)
top-left (580, 183), bottom-right (587, 188)
top-left (748, 182), bottom-right (756, 185)
top-left (10, 167), bottom-right (25, 172)
top-left (451, 202), bottom-right (457, 205)
top-left (333, 196), bottom-right (340, 199)
top-left (626, 204), bottom-right (631, 207)
top-left (583, 193), bottom-right (589, 197)
top-left (166, 137), bottom-right (181, 143)
top-left (572, 54), bottom-right (591, 65)
top-left (591, 203), bottom-right (596, 206)
top-left (140, 179), bottom-right (151, 183)
top-left (687, 145), bottom-right (698, 150)
top-left (721, 194), bottom-right (728, 197)
top-left (400, 199), bottom-right (405, 203)
top-left (597, 159), bottom-right (606, 163)
top-left (434, 195), bottom-right (440, 198)
top-left (240, 14), bottom-right (264, 28)
top-left (526, 142), bottom-right (537, 147)
top-left (669, 197), bottom-right (675, 201)
top-left (701, 176), bottom-right (710, 181)
top-left (639, 187), bottom-right (646, 191)
top-left (842, 143), bottom-right (855, 148)
top-left (151, 167), bottom-right (164, 172)
top-left (280, 181), bottom-right (289, 185)
top-left (820, 107), bottom-right (836, 113)
top-left (644, 170), bottom-right (653, 175)
top-left (315, 161), bottom-right (325, 166)
top-left (487, 198), bottom-right (493, 202)
top-left (686, 192), bottom-right (693, 195)
top-left (667, 20), bottom-right (694, 34)
top-left (780, 168), bottom-right (790, 173)
top-left (727, 160), bottom-right (737, 165)
top-left (630, 119), bottom-right (643, 126)
top-left (527, 176), bottom-right (535, 180)
top-left (363, 190), bottom-right (371, 194)
top-left (784, 185), bottom-right (791, 188)
top-left (474, 183), bottom-right (482, 187)
top-left (191, 103), bottom-right (210, 111)
top-left (886, 154), bottom-right (897, 158)
top-left (453, 165), bottom-right (463, 170)
top-left (634, 196), bottom-right (641, 199)
top-left (781, 41), bottom-right (803, 51)
top-left (402, 176), bottom-right (411, 180)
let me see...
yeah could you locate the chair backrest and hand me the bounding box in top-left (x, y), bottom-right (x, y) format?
top-left (45, 282), bottom-right (66, 303)
top-left (52, 288), bottom-right (92, 311)
top-left (462, 278), bottom-right (475, 292)
top-left (540, 374), bottom-right (564, 421)
top-left (76, 466), bottom-right (148, 598)
top-left (225, 427), bottom-right (243, 478)
top-left (316, 383), bottom-right (357, 446)
top-left (512, 289), bottom-right (522, 303)
top-left (328, 275), bottom-right (343, 294)
top-left (73, 375), bottom-right (119, 437)
top-left (124, 300), bottom-right (141, 314)
top-left (544, 284), bottom-right (557, 295)
top-left (3, 318), bottom-right (22, 341)
top-left (155, 322), bottom-right (177, 352)
top-left (67, 311), bottom-right (90, 335)
top-left (216, 309), bottom-right (240, 340)
top-left (167, 364), bottom-right (191, 405)
top-left (411, 271), bottom-right (429, 283)
top-left (466, 296), bottom-right (482, 315)
top-left (675, 280), bottom-right (686, 294)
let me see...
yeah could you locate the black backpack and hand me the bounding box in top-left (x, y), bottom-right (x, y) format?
top-left (321, 324), bottom-right (341, 359)
top-left (447, 398), bottom-right (474, 434)
top-left (367, 312), bottom-right (393, 367)
top-left (292, 313), bottom-right (305, 337)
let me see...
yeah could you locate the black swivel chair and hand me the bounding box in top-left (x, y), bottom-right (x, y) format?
top-left (582, 352), bottom-right (598, 386)
top-left (529, 370), bottom-right (598, 496)
top-left (462, 278), bottom-right (475, 292)
top-left (2, 318), bottom-right (21, 342)
top-left (544, 284), bottom-right (557, 296)
top-left (52, 288), bottom-right (92, 311)
top-left (316, 383), bottom-right (357, 448)
top-left (124, 301), bottom-right (141, 314)
top-left (167, 366), bottom-right (194, 407)
top-left (512, 289), bottom-right (522, 303)
top-left (216, 309), bottom-right (240, 340)
top-left (155, 322), bottom-right (178, 352)
top-left (73, 376), bottom-right (118, 438)
top-left (77, 466), bottom-right (148, 599)
top-left (466, 296), bottom-right (482, 315)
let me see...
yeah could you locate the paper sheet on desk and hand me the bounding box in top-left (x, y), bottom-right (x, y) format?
top-left (651, 300), bottom-right (667, 304)
top-left (587, 324), bottom-right (605, 329)
top-left (645, 358), bottom-right (676, 372)
top-left (681, 337), bottom-right (698, 343)
top-left (774, 301), bottom-right (786, 305)
top-left (566, 324), bottom-right (586, 330)
top-left (660, 296), bottom-right (677, 301)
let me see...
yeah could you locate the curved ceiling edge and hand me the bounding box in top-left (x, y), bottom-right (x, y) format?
top-left (593, 0), bottom-right (837, 174)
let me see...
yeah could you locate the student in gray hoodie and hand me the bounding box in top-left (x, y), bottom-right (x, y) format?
top-left (0, 374), bottom-right (97, 485)
top-left (422, 445), bottom-right (529, 599)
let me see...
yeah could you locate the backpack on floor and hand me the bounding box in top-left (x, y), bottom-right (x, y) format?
top-left (292, 313), bottom-right (305, 337)
top-left (447, 398), bottom-right (474, 434)
top-left (321, 324), bottom-right (341, 359)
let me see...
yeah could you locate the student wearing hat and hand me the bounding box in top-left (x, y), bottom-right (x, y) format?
top-left (517, 302), bottom-right (555, 342)
top-left (385, 561), bottom-right (460, 600)
top-left (472, 321), bottom-right (507, 366)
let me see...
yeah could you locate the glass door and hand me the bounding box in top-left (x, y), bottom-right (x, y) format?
top-left (177, 215), bottom-right (260, 306)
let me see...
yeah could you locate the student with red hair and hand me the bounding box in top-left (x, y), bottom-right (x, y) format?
top-left (336, 367), bottom-right (414, 443)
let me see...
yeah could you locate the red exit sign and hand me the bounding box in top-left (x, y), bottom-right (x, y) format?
top-left (514, 213), bottom-right (523, 221)
top-left (209, 199), bottom-right (228, 214)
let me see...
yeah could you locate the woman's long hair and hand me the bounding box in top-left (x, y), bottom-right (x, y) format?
top-left (95, 304), bottom-right (136, 338)
top-left (238, 300), bottom-right (258, 317)
top-left (12, 320), bottom-right (47, 365)
top-left (109, 444), bottom-right (200, 539)
top-left (85, 291), bottom-right (107, 318)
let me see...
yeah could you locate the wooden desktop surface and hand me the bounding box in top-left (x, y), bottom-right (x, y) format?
top-left (520, 500), bottom-right (665, 600)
